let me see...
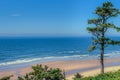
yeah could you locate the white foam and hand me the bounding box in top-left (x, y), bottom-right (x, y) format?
top-left (0, 58), bottom-right (42, 66)
top-left (1, 51), bottom-right (120, 66)
top-left (58, 50), bottom-right (81, 54)
top-left (0, 54), bottom-right (89, 66)
top-left (96, 51), bottom-right (120, 57)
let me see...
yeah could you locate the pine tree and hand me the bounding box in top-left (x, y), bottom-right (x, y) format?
top-left (87, 2), bottom-right (120, 73)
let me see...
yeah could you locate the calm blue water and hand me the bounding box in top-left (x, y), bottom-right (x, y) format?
top-left (0, 37), bottom-right (120, 67)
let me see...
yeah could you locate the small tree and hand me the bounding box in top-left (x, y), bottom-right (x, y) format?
top-left (18, 64), bottom-right (64, 80)
top-left (87, 2), bottom-right (120, 73)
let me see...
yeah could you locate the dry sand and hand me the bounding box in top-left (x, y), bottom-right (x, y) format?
top-left (0, 57), bottom-right (120, 80)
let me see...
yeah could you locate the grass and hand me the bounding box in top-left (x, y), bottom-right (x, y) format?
top-left (74, 70), bottom-right (120, 80)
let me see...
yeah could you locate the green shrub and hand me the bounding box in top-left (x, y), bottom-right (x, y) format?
top-left (73, 73), bottom-right (82, 80)
top-left (73, 70), bottom-right (120, 80)
top-left (18, 64), bottom-right (65, 80)
top-left (0, 75), bottom-right (13, 80)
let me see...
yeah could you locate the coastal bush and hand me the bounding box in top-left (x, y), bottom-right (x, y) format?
top-left (73, 70), bottom-right (120, 80)
top-left (0, 75), bottom-right (13, 80)
top-left (18, 64), bottom-right (65, 80)
top-left (73, 73), bottom-right (82, 80)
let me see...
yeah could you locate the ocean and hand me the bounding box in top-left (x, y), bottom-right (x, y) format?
top-left (0, 37), bottom-right (120, 70)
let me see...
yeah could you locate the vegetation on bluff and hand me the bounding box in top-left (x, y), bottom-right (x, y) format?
top-left (73, 70), bottom-right (120, 80)
top-left (2, 68), bottom-right (120, 80)
top-left (18, 64), bottom-right (65, 80)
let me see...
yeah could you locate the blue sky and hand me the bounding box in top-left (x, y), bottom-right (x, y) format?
top-left (0, 0), bottom-right (120, 37)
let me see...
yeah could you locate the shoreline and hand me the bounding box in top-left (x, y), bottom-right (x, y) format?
top-left (0, 51), bottom-right (120, 70)
top-left (0, 54), bottom-right (119, 71)
top-left (0, 57), bottom-right (120, 80)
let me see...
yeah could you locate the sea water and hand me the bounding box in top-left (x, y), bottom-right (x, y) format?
top-left (0, 37), bottom-right (120, 70)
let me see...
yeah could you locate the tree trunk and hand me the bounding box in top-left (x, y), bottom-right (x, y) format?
top-left (100, 49), bottom-right (104, 73)
top-left (101, 28), bottom-right (105, 73)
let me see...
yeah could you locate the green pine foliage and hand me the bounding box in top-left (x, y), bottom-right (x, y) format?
top-left (18, 64), bottom-right (65, 80)
top-left (73, 70), bottom-right (120, 80)
top-left (87, 1), bottom-right (120, 73)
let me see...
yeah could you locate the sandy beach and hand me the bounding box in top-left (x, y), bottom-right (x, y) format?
top-left (0, 57), bottom-right (120, 80)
